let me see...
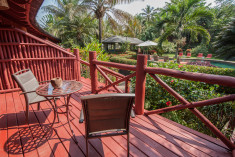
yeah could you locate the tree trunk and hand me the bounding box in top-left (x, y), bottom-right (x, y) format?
top-left (98, 17), bottom-right (102, 43)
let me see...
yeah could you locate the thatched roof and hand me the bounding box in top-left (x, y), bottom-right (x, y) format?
top-left (102, 36), bottom-right (143, 45)
top-left (0, 0), bottom-right (59, 42)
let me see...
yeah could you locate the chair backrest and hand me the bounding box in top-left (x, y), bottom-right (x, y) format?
top-left (179, 52), bottom-right (183, 56)
top-left (187, 53), bottom-right (191, 56)
top-left (81, 93), bottom-right (135, 137)
top-left (197, 53), bottom-right (203, 57)
top-left (207, 54), bottom-right (212, 58)
top-left (12, 69), bottom-right (39, 104)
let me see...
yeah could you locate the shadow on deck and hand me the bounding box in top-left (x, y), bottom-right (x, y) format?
top-left (0, 78), bottom-right (231, 157)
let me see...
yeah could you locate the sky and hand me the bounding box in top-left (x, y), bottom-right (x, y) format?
top-left (36, 0), bottom-right (216, 22)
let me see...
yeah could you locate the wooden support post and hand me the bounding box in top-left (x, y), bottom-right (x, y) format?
top-left (125, 80), bottom-right (130, 93)
top-left (135, 55), bottom-right (147, 115)
top-left (74, 49), bottom-right (81, 81)
top-left (89, 51), bottom-right (98, 93)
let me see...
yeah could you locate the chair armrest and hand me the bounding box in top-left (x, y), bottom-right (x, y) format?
top-left (39, 80), bottom-right (51, 84)
top-left (20, 91), bottom-right (36, 95)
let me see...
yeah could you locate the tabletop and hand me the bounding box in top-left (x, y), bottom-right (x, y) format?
top-left (36, 80), bottom-right (83, 97)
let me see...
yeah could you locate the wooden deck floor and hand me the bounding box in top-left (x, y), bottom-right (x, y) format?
top-left (0, 78), bottom-right (232, 157)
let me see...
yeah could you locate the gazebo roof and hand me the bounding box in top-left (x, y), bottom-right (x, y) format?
top-left (102, 36), bottom-right (143, 45)
top-left (0, 0), bottom-right (59, 42)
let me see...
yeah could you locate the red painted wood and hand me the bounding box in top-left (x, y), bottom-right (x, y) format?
top-left (146, 67), bottom-right (235, 88)
top-left (0, 43), bottom-right (47, 46)
top-left (153, 114), bottom-right (228, 148)
top-left (96, 65), bottom-right (123, 93)
top-left (135, 55), bottom-right (148, 115)
top-left (14, 28), bottom-right (75, 57)
top-left (93, 60), bottom-right (136, 71)
top-left (133, 115), bottom-right (229, 156)
top-left (0, 94), bottom-right (8, 157)
top-left (149, 73), bottom-right (189, 104)
top-left (74, 49), bottom-right (81, 81)
top-left (5, 93), bottom-right (33, 157)
top-left (190, 109), bottom-right (235, 150)
top-left (89, 51), bottom-right (98, 93)
top-left (145, 94), bottom-right (235, 115)
top-left (100, 66), bottom-right (125, 78)
top-left (0, 47), bottom-right (11, 89)
top-left (125, 80), bottom-right (130, 93)
top-left (148, 114), bottom-right (230, 152)
top-left (96, 72), bottom-right (136, 93)
top-left (4, 31), bottom-right (17, 88)
top-left (15, 32), bottom-right (26, 70)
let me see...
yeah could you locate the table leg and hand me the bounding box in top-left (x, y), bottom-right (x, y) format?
top-left (44, 98), bottom-right (57, 137)
top-left (66, 94), bottom-right (78, 144)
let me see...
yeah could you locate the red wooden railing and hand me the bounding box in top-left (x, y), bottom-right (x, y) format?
top-left (86, 51), bottom-right (235, 152)
top-left (0, 28), bottom-right (81, 93)
top-left (1, 28), bottom-right (234, 153)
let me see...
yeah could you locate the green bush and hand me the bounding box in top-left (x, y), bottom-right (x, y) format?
top-left (110, 51), bottom-right (137, 65)
top-left (131, 62), bottom-right (235, 138)
top-left (110, 56), bottom-right (137, 65)
top-left (191, 45), bottom-right (209, 57)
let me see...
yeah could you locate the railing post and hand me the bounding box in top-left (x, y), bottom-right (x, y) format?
top-left (135, 54), bottom-right (147, 115)
top-left (125, 80), bottom-right (130, 93)
top-left (74, 49), bottom-right (81, 81)
top-left (89, 51), bottom-right (98, 93)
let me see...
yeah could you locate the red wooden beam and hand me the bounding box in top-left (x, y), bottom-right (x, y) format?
top-left (190, 109), bottom-right (235, 150)
top-left (99, 66), bottom-right (125, 78)
top-left (96, 65), bottom-right (123, 93)
top-left (14, 28), bottom-right (75, 57)
top-left (145, 94), bottom-right (235, 115)
top-left (0, 57), bottom-right (76, 62)
top-left (96, 72), bottom-right (136, 93)
top-left (74, 49), bottom-right (81, 81)
top-left (145, 67), bottom-right (235, 88)
top-left (135, 55), bottom-right (148, 115)
top-left (149, 73), bottom-right (188, 104)
top-left (80, 59), bottom-right (90, 66)
top-left (89, 51), bottom-right (98, 93)
top-left (93, 60), bottom-right (136, 71)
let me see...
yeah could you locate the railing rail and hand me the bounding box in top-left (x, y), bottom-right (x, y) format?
top-left (87, 52), bottom-right (235, 151)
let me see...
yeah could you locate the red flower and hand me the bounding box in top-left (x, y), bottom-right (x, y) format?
top-left (171, 80), bottom-right (174, 83)
top-left (178, 65), bottom-right (183, 68)
top-left (166, 101), bottom-right (172, 106)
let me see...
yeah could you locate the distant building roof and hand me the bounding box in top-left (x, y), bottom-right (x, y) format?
top-left (102, 36), bottom-right (143, 45)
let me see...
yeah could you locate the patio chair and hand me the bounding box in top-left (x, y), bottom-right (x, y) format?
top-left (186, 53), bottom-right (191, 57)
top-left (178, 52), bottom-right (183, 57)
top-left (80, 93), bottom-right (135, 157)
top-left (206, 54), bottom-right (212, 58)
top-left (197, 53), bottom-right (203, 58)
top-left (12, 69), bottom-right (58, 122)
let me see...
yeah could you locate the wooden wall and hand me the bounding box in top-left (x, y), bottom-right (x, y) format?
top-left (0, 28), bottom-right (79, 92)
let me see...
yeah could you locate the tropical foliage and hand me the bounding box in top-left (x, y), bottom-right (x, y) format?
top-left (213, 18), bottom-right (235, 59)
top-left (131, 62), bottom-right (235, 138)
top-left (40, 0), bottom-right (235, 60)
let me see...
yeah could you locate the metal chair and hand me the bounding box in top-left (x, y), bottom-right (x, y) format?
top-left (80, 93), bottom-right (135, 157)
top-left (12, 69), bottom-right (58, 122)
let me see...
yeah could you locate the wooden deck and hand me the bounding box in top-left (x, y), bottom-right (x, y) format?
top-left (0, 78), bottom-right (232, 157)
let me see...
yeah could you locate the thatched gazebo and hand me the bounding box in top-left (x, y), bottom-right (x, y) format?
top-left (102, 36), bottom-right (143, 52)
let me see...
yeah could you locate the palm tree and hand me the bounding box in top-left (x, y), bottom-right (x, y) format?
top-left (213, 18), bottom-right (235, 59)
top-left (41, 0), bottom-right (96, 47)
top-left (81, 0), bottom-right (134, 43)
top-left (157, 0), bottom-right (214, 58)
top-left (140, 5), bottom-right (157, 22)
